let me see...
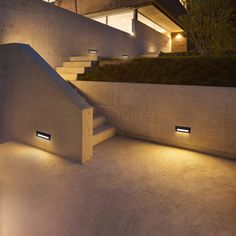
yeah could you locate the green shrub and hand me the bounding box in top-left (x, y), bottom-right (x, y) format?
top-left (79, 56), bottom-right (236, 87)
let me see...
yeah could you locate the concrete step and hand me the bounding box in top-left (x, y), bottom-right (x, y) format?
top-left (63, 61), bottom-right (92, 68)
top-left (93, 125), bottom-right (116, 146)
top-left (70, 55), bottom-right (98, 62)
top-left (56, 67), bottom-right (85, 74)
top-left (93, 114), bottom-right (106, 129)
top-left (58, 73), bottom-right (78, 80)
top-left (140, 53), bottom-right (159, 58)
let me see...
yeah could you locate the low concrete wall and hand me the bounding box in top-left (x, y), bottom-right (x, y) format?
top-left (0, 0), bottom-right (170, 68)
top-left (73, 81), bottom-right (236, 160)
top-left (0, 44), bottom-right (93, 163)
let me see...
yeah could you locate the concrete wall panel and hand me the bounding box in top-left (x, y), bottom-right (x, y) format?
top-left (0, 44), bottom-right (93, 163)
top-left (73, 81), bottom-right (236, 160)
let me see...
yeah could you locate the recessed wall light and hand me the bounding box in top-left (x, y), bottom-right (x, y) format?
top-left (175, 34), bottom-right (183, 40)
top-left (122, 55), bottom-right (129, 59)
top-left (175, 126), bottom-right (191, 133)
top-left (89, 49), bottom-right (98, 54)
top-left (36, 131), bottom-right (51, 140)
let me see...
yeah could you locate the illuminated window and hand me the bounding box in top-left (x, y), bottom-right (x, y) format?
top-left (179, 0), bottom-right (187, 8)
top-left (42, 0), bottom-right (56, 2)
top-left (137, 13), bottom-right (170, 37)
top-left (91, 11), bottom-right (134, 35)
top-left (93, 16), bottom-right (107, 24)
top-left (107, 12), bottom-right (134, 34)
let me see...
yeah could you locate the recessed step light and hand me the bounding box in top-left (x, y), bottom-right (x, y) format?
top-left (36, 131), bottom-right (51, 140)
top-left (175, 126), bottom-right (191, 134)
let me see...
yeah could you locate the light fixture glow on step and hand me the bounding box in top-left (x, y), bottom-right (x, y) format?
top-left (175, 126), bottom-right (191, 133)
top-left (89, 49), bottom-right (98, 54)
top-left (36, 131), bottom-right (51, 140)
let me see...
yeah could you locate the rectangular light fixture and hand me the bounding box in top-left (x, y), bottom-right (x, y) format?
top-left (36, 131), bottom-right (51, 140)
top-left (89, 49), bottom-right (98, 55)
top-left (175, 126), bottom-right (191, 134)
top-left (122, 55), bottom-right (129, 59)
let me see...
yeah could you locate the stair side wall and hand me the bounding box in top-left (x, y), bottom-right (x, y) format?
top-left (0, 44), bottom-right (93, 163)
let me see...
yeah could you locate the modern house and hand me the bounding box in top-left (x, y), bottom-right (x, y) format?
top-left (53, 0), bottom-right (188, 53)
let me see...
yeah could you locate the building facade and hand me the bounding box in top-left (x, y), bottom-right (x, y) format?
top-left (53, 0), bottom-right (187, 53)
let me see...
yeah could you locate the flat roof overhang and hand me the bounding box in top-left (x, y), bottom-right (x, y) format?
top-left (138, 4), bottom-right (184, 32)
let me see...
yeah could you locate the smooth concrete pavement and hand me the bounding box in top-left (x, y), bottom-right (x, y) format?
top-left (0, 137), bottom-right (236, 236)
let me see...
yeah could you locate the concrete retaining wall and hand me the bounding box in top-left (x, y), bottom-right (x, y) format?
top-left (73, 81), bottom-right (236, 160)
top-left (0, 44), bottom-right (93, 163)
top-left (0, 0), bottom-right (170, 68)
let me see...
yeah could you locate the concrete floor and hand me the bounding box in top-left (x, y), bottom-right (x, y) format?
top-left (0, 137), bottom-right (236, 236)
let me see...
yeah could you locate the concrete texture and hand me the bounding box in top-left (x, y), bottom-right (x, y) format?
top-left (0, 43), bottom-right (93, 163)
top-left (0, 0), bottom-right (171, 68)
top-left (1, 138), bottom-right (236, 236)
top-left (73, 81), bottom-right (236, 160)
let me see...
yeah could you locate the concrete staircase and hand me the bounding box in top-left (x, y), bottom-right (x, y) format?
top-left (93, 114), bottom-right (116, 146)
top-left (56, 54), bottom-right (116, 145)
top-left (66, 81), bottom-right (117, 146)
top-left (56, 54), bottom-right (98, 80)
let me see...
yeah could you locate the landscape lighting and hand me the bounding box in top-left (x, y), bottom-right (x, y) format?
top-left (36, 131), bottom-right (51, 140)
top-left (175, 126), bottom-right (191, 133)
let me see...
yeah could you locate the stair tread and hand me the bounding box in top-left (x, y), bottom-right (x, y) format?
top-left (63, 62), bottom-right (92, 67)
top-left (58, 71), bottom-right (83, 75)
top-left (58, 72), bottom-right (78, 75)
top-left (70, 55), bottom-right (98, 62)
top-left (57, 66), bottom-right (85, 69)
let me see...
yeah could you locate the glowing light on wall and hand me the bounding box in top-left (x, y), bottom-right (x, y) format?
top-left (89, 49), bottom-right (98, 54)
top-left (175, 34), bottom-right (183, 40)
top-left (36, 131), bottom-right (51, 141)
top-left (130, 32), bottom-right (135, 37)
top-left (175, 126), bottom-right (191, 134)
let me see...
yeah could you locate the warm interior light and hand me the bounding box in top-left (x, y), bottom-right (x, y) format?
top-left (89, 49), bottom-right (98, 55)
top-left (36, 131), bottom-right (51, 140)
top-left (175, 126), bottom-right (191, 134)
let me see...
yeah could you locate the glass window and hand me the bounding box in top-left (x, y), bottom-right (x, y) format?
top-left (92, 16), bottom-right (107, 25)
top-left (107, 12), bottom-right (134, 34)
top-left (179, 0), bottom-right (187, 8)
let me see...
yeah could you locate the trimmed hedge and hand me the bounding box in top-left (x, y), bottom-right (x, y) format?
top-left (79, 56), bottom-right (236, 87)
